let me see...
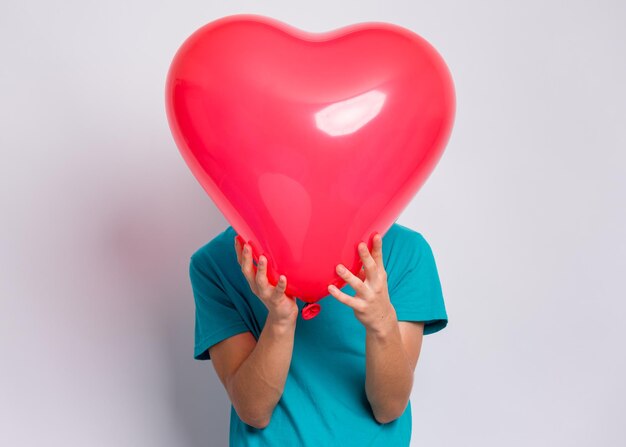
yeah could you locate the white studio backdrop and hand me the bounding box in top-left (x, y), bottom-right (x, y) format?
top-left (1, 1), bottom-right (625, 446)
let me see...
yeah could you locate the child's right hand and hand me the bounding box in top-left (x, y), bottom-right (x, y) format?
top-left (234, 235), bottom-right (299, 326)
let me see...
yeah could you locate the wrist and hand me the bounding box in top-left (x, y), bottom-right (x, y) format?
top-left (266, 312), bottom-right (297, 332)
top-left (365, 304), bottom-right (398, 339)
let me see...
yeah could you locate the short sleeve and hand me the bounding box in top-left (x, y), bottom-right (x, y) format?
top-left (189, 255), bottom-right (250, 360)
top-left (388, 233), bottom-right (448, 335)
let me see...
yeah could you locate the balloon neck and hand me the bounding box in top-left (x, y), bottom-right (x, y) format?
top-left (301, 302), bottom-right (321, 320)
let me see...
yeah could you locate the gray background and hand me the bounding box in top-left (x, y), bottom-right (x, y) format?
top-left (1, 1), bottom-right (624, 446)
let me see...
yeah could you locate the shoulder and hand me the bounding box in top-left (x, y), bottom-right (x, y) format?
top-left (381, 222), bottom-right (432, 274)
top-left (190, 225), bottom-right (237, 268)
top-left (384, 222), bottom-right (429, 249)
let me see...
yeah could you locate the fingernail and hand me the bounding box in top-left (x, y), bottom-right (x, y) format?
top-left (336, 265), bottom-right (345, 274)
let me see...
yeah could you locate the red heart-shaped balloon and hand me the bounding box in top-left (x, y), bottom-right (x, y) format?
top-left (165, 14), bottom-right (455, 305)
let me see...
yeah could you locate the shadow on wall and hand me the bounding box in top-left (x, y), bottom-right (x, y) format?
top-left (105, 169), bottom-right (234, 446)
top-left (159, 296), bottom-right (231, 447)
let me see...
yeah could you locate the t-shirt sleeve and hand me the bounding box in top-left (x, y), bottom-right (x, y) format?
top-left (189, 255), bottom-right (251, 360)
top-left (388, 232), bottom-right (448, 335)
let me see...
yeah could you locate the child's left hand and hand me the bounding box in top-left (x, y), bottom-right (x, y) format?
top-left (327, 233), bottom-right (397, 332)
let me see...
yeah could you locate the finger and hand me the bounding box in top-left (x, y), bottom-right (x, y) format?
top-left (272, 274), bottom-right (287, 298)
top-left (255, 255), bottom-right (269, 289)
top-left (241, 243), bottom-right (257, 284)
top-left (371, 233), bottom-right (384, 268)
top-left (327, 284), bottom-right (365, 312)
top-left (336, 263), bottom-right (368, 296)
top-left (357, 265), bottom-right (366, 282)
top-left (234, 236), bottom-right (242, 265)
top-left (357, 241), bottom-right (378, 282)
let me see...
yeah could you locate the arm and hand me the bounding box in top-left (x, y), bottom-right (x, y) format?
top-left (209, 236), bottom-right (299, 429)
top-left (210, 315), bottom-right (296, 429)
top-left (365, 316), bottom-right (424, 424)
top-left (327, 233), bottom-right (425, 424)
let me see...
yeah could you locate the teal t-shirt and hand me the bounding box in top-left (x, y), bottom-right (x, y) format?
top-left (189, 222), bottom-right (448, 446)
